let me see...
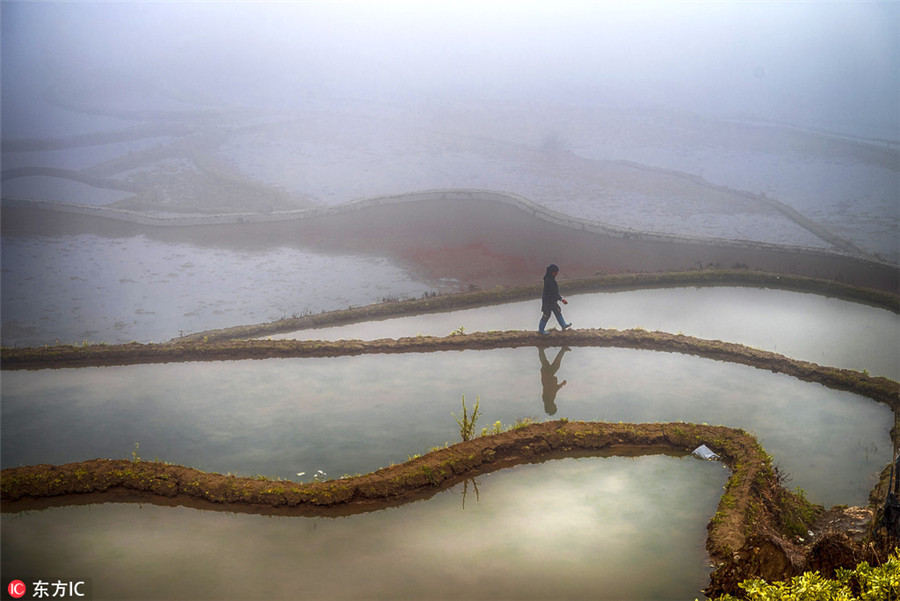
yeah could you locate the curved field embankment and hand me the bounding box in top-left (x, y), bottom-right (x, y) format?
top-left (3, 328), bottom-right (897, 413)
top-left (3, 190), bottom-right (898, 293)
top-left (0, 420), bottom-right (823, 596)
top-left (175, 269), bottom-right (900, 343)
top-left (614, 159), bottom-right (867, 255)
top-left (1, 270), bottom-right (896, 594)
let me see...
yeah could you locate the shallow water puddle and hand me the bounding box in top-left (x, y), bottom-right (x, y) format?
top-left (270, 286), bottom-right (900, 379)
top-left (1, 347), bottom-right (890, 508)
top-left (1, 455), bottom-right (727, 601)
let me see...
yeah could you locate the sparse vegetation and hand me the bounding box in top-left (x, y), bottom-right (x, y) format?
top-left (0, 269), bottom-right (896, 596)
top-left (482, 421), bottom-right (504, 437)
top-left (2, 419), bottom-right (895, 596)
top-left (452, 395), bottom-right (481, 441)
top-left (709, 550), bottom-right (900, 600)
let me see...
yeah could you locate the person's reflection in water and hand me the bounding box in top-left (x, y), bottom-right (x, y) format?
top-left (539, 346), bottom-right (570, 416)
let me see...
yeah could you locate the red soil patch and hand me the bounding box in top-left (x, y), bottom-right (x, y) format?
top-left (3, 196), bottom-right (897, 293)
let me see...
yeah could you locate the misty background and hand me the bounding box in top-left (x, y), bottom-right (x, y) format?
top-left (4, 1), bottom-right (899, 134)
top-left (1, 0), bottom-right (898, 345)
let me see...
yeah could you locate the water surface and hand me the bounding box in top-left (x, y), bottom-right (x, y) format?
top-left (1, 455), bottom-right (727, 601)
top-left (0, 234), bottom-right (432, 346)
top-left (2, 348), bottom-right (889, 508)
top-left (271, 286), bottom-right (900, 379)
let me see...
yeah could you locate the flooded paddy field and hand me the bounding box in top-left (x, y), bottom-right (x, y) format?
top-left (1, 455), bottom-right (727, 600)
top-left (6, 89), bottom-right (896, 262)
top-left (270, 286), bottom-right (900, 380)
top-left (0, 232), bottom-right (433, 347)
top-left (2, 225), bottom-right (895, 599)
top-left (2, 347), bottom-right (890, 508)
top-left (2, 4), bottom-right (897, 598)
top-left (3, 203), bottom-right (897, 354)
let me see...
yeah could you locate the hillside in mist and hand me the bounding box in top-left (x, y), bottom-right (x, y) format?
top-left (2, 2), bottom-right (897, 345)
top-left (3, 2), bottom-right (896, 255)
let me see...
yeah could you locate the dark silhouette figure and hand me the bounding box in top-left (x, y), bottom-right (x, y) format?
top-left (539, 346), bottom-right (570, 415)
top-left (539, 264), bottom-right (571, 335)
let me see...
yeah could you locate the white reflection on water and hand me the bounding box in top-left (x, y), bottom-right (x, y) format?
top-left (1, 348), bottom-right (890, 508)
top-left (0, 456), bottom-right (727, 601)
top-left (271, 286), bottom-right (900, 379)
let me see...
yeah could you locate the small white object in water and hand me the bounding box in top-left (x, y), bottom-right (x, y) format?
top-left (692, 445), bottom-right (720, 461)
top-left (297, 472), bottom-right (306, 477)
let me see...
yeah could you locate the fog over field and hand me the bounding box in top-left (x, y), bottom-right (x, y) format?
top-left (1, 1), bottom-right (898, 344)
top-left (2, 5), bottom-right (899, 599)
top-left (4, 1), bottom-right (898, 133)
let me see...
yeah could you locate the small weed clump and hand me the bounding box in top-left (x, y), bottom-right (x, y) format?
top-left (511, 417), bottom-right (535, 430)
top-left (481, 417), bottom-right (536, 437)
top-left (452, 395), bottom-right (481, 441)
top-left (482, 421), bottom-right (503, 437)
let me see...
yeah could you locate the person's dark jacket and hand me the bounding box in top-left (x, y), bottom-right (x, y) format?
top-left (541, 264), bottom-right (561, 314)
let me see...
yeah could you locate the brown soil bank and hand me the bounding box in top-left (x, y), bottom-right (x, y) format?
top-left (4, 329), bottom-right (898, 413)
top-left (2, 192), bottom-right (897, 293)
top-left (178, 269), bottom-right (900, 343)
top-left (0, 420), bottom-right (830, 596)
top-left (3, 330), bottom-right (896, 594)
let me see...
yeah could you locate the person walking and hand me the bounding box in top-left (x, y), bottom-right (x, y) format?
top-left (539, 264), bottom-right (572, 335)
